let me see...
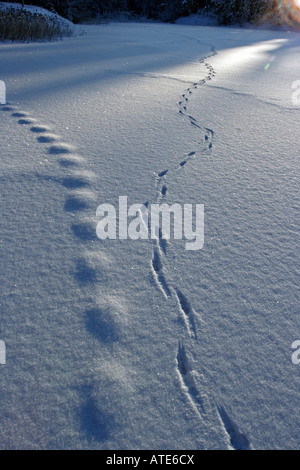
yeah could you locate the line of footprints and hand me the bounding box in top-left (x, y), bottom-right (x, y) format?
top-left (1, 105), bottom-right (99, 246)
top-left (149, 48), bottom-right (251, 450)
top-left (1, 53), bottom-right (251, 448)
top-left (178, 51), bottom-right (216, 149)
top-left (151, 48), bottom-right (217, 339)
top-left (1, 102), bottom-right (118, 442)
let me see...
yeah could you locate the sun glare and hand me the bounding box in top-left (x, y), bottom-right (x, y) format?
top-left (277, 0), bottom-right (300, 29)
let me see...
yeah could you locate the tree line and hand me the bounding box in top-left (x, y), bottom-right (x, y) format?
top-left (3, 1), bottom-right (278, 24)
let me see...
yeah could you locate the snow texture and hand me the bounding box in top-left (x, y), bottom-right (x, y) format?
top-left (0, 9), bottom-right (299, 450)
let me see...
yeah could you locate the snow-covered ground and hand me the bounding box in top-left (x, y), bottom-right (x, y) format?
top-left (0, 15), bottom-right (299, 450)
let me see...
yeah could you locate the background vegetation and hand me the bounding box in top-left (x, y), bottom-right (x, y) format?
top-left (0, 6), bottom-right (73, 41)
top-left (0, 1), bottom-right (285, 42)
top-left (2, 0), bottom-right (279, 24)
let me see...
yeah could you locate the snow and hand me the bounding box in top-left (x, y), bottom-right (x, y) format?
top-left (0, 13), bottom-right (299, 450)
top-left (0, 2), bottom-right (73, 27)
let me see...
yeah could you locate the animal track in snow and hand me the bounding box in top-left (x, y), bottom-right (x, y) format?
top-left (64, 190), bottom-right (97, 212)
top-left (174, 288), bottom-right (197, 340)
top-left (74, 251), bottom-right (109, 285)
top-left (62, 170), bottom-right (95, 189)
top-left (177, 48), bottom-right (217, 152)
top-left (2, 102), bottom-right (125, 433)
top-left (85, 307), bottom-right (119, 343)
top-left (18, 117), bottom-right (36, 125)
top-left (49, 142), bottom-right (77, 154)
top-left (176, 341), bottom-right (205, 417)
top-left (161, 184), bottom-right (167, 196)
top-left (204, 128), bottom-right (214, 151)
top-left (151, 244), bottom-right (171, 299)
top-left (3, 103), bottom-right (106, 326)
top-left (75, 257), bottom-right (99, 284)
top-left (31, 124), bottom-right (53, 133)
top-left (58, 154), bottom-right (85, 167)
top-left (158, 169), bottom-right (168, 178)
top-left (71, 218), bottom-right (97, 241)
top-left (1, 104), bottom-right (16, 112)
top-left (37, 133), bottom-right (60, 143)
top-left (12, 111), bottom-right (30, 118)
top-left (62, 176), bottom-right (91, 189)
top-left (217, 406), bottom-right (251, 450)
top-left (150, 48), bottom-right (217, 331)
top-left (158, 229), bottom-right (168, 255)
top-left (148, 44), bottom-right (219, 437)
top-left (2, 45), bottom-right (218, 443)
top-left (79, 389), bottom-right (112, 443)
